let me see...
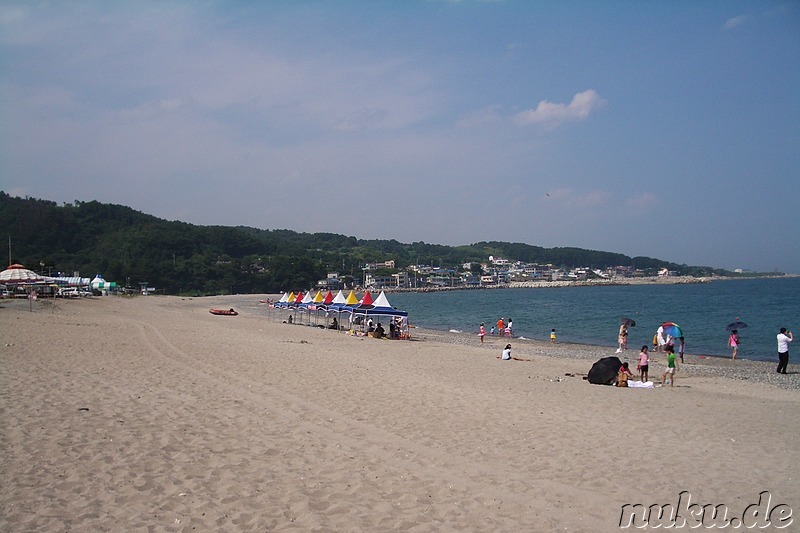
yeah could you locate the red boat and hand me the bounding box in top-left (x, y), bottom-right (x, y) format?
top-left (209, 308), bottom-right (238, 316)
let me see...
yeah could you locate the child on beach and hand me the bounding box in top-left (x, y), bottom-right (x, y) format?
top-left (490, 326), bottom-right (495, 336)
top-left (616, 324), bottom-right (628, 353)
top-left (479, 323), bottom-right (485, 344)
top-left (678, 336), bottom-right (685, 363)
top-left (661, 345), bottom-right (678, 387)
top-left (550, 329), bottom-right (556, 344)
top-left (638, 345), bottom-right (650, 382)
top-left (652, 334), bottom-right (658, 353)
top-left (616, 362), bottom-right (634, 387)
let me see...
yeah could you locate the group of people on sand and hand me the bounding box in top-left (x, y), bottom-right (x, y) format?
top-left (364, 316), bottom-right (408, 339)
top-left (477, 316), bottom-right (794, 377)
top-left (613, 322), bottom-right (682, 388)
top-left (614, 344), bottom-right (677, 387)
top-left (478, 317), bottom-right (513, 343)
top-left (647, 325), bottom-right (685, 362)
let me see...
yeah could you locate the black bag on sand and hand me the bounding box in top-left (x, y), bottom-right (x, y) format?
top-left (588, 356), bottom-right (623, 385)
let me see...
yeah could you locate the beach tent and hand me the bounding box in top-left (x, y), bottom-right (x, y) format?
top-left (0, 264), bottom-right (46, 284)
top-left (587, 356), bottom-right (623, 385)
top-left (0, 264), bottom-right (56, 305)
top-left (322, 290), bottom-right (334, 306)
top-left (353, 291), bottom-right (408, 317)
top-left (344, 290), bottom-right (360, 307)
top-left (299, 291), bottom-right (315, 324)
top-left (308, 290), bottom-right (325, 324)
top-left (359, 290), bottom-right (374, 306)
top-left (51, 275), bottom-right (91, 288)
top-left (351, 291), bottom-right (409, 338)
top-left (328, 290), bottom-right (347, 309)
top-left (91, 274), bottom-right (117, 292)
top-left (280, 292), bottom-right (296, 322)
top-left (324, 290), bottom-right (349, 314)
top-left (271, 293), bottom-right (289, 321)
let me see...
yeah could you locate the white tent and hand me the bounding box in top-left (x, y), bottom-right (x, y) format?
top-left (0, 264), bottom-right (47, 283)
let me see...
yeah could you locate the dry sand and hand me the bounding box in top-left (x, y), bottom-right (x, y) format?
top-left (2, 295), bottom-right (798, 532)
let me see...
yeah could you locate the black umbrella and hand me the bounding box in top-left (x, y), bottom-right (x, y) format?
top-left (620, 317), bottom-right (636, 327)
top-left (726, 321), bottom-right (748, 331)
top-left (588, 356), bottom-right (623, 385)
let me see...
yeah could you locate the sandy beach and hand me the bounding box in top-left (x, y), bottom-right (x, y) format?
top-left (2, 295), bottom-right (798, 531)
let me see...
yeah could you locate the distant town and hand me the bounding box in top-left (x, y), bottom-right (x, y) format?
top-left (318, 256), bottom-right (729, 292)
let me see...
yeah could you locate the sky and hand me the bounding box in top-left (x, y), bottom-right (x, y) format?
top-left (1, 1), bottom-right (799, 273)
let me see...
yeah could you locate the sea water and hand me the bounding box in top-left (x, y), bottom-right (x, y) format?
top-left (386, 277), bottom-right (800, 363)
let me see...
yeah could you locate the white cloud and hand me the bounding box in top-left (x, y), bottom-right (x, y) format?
top-left (514, 89), bottom-right (606, 127)
top-left (626, 192), bottom-right (658, 211)
top-left (723, 15), bottom-right (748, 30)
top-left (455, 105), bottom-right (504, 128)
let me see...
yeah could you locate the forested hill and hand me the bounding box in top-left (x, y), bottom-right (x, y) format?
top-left (0, 192), bottom-right (722, 294)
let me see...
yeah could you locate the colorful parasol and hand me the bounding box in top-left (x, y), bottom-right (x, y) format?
top-left (661, 322), bottom-right (684, 339)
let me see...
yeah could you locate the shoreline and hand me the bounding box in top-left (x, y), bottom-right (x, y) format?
top-left (408, 326), bottom-right (799, 390)
top-left (243, 295), bottom-right (799, 390)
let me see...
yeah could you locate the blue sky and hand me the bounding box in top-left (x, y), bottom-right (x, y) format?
top-left (1, 1), bottom-right (798, 273)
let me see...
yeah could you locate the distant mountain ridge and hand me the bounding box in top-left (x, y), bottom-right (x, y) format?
top-left (0, 192), bottom-right (727, 294)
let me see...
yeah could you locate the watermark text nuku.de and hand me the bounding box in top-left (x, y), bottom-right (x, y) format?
top-left (619, 491), bottom-right (793, 529)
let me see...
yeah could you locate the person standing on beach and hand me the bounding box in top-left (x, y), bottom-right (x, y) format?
top-left (776, 328), bottom-right (793, 374)
top-left (497, 317), bottom-right (505, 337)
top-left (678, 336), bottom-right (685, 364)
top-left (656, 325), bottom-right (666, 353)
top-left (616, 324), bottom-right (628, 353)
top-left (506, 319), bottom-right (513, 338)
top-left (638, 345), bottom-right (650, 382)
top-left (550, 329), bottom-right (556, 344)
top-left (479, 323), bottom-right (486, 344)
top-left (728, 329), bottom-right (740, 360)
top-left (661, 345), bottom-right (677, 387)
